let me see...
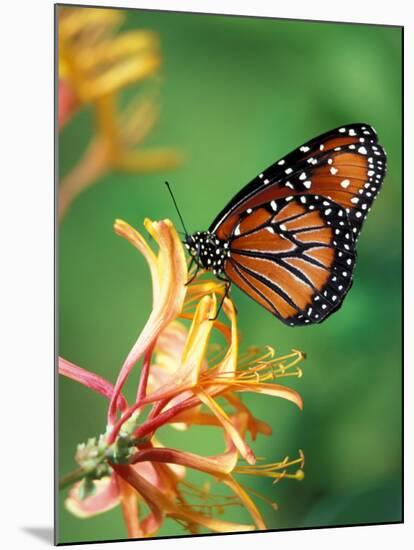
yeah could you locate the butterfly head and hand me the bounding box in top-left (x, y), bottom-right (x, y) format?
top-left (184, 231), bottom-right (230, 275)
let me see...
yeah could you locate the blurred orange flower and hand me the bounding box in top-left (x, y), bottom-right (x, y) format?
top-left (58, 6), bottom-right (181, 220)
top-left (59, 218), bottom-right (305, 538)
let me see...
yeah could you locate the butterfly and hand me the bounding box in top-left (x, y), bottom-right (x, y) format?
top-left (177, 123), bottom-right (386, 326)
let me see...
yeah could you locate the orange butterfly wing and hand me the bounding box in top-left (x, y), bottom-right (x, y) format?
top-left (223, 196), bottom-right (356, 325)
top-left (211, 124), bottom-right (386, 242)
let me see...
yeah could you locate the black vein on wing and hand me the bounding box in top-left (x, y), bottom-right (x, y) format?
top-left (231, 258), bottom-right (306, 313)
top-left (230, 260), bottom-right (280, 317)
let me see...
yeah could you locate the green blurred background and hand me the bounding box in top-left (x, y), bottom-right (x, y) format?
top-left (58, 6), bottom-right (402, 544)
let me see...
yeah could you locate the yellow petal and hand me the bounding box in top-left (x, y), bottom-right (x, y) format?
top-left (80, 53), bottom-right (161, 101)
top-left (76, 31), bottom-right (160, 73)
top-left (120, 96), bottom-right (158, 146)
top-left (144, 295), bottom-right (215, 403)
top-left (196, 389), bottom-right (256, 465)
top-left (211, 297), bottom-right (238, 379)
top-left (59, 7), bottom-right (122, 42)
top-left (180, 295), bottom-right (216, 386)
top-left (222, 476), bottom-right (267, 530)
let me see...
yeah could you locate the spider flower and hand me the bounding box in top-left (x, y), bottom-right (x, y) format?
top-left (59, 218), bottom-right (305, 538)
top-left (58, 6), bottom-right (181, 220)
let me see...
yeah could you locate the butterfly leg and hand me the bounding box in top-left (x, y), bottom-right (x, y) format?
top-left (209, 275), bottom-right (232, 321)
top-left (185, 260), bottom-right (201, 286)
top-left (185, 243), bottom-right (202, 286)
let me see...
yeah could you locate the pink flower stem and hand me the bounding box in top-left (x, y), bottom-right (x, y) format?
top-left (59, 357), bottom-right (128, 412)
top-left (106, 345), bottom-right (157, 445)
top-left (133, 395), bottom-right (201, 439)
top-left (135, 341), bottom-right (155, 402)
top-left (147, 396), bottom-right (173, 422)
top-left (134, 385), bottom-right (234, 440)
top-left (107, 330), bottom-right (160, 427)
top-left (108, 390), bottom-right (198, 446)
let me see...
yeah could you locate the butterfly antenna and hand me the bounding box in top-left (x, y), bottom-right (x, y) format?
top-left (165, 181), bottom-right (190, 237)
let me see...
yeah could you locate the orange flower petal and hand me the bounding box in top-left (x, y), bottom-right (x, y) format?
top-left (196, 389), bottom-right (256, 465)
top-left (117, 474), bottom-right (142, 538)
top-left (113, 464), bottom-right (167, 536)
top-left (233, 382), bottom-right (303, 410)
top-left (170, 510), bottom-right (255, 533)
top-left (108, 219), bottom-right (187, 424)
top-left (113, 219), bottom-right (158, 299)
top-left (133, 447), bottom-right (238, 476)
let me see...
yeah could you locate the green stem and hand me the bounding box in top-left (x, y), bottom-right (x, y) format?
top-left (59, 467), bottom-right (86, 490)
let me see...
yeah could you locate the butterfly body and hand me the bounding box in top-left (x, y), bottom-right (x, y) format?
top-left (185, 123), bottom-right (386, 326)
top-left (185, 231), bottom-right (229, 275)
